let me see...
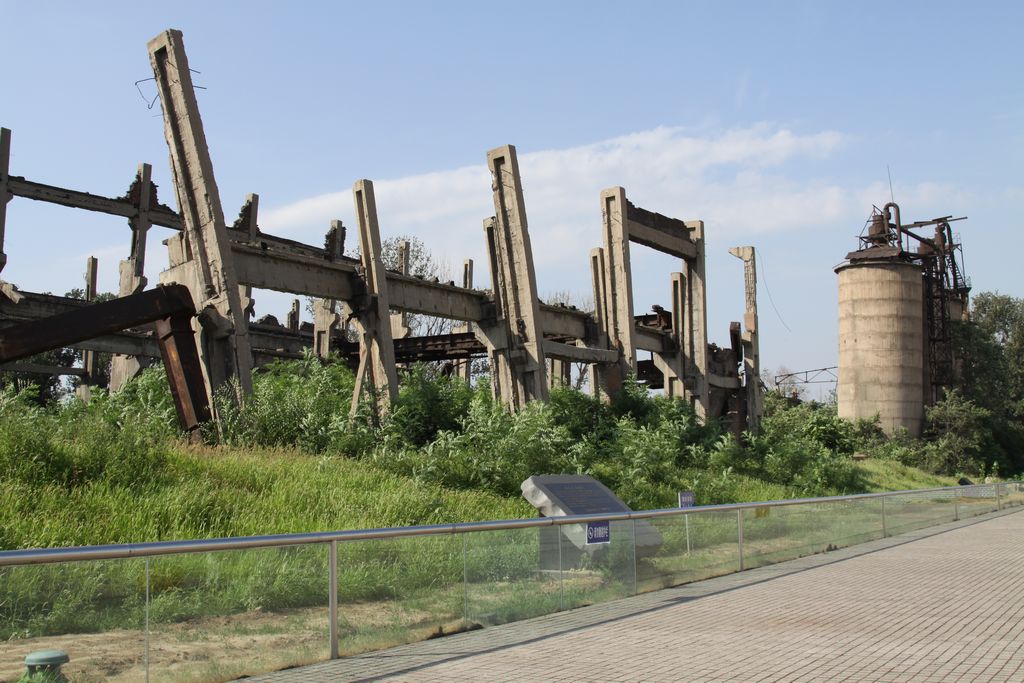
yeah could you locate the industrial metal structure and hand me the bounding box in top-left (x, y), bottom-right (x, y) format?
top-left (0, 29), bottom-right (765, 435)
top-left (836, 202), bottom-right (971, 436)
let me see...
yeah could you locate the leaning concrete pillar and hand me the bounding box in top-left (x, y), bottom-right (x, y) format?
top-left (599, 187), bottom-right (637, 370)
top-left (350, 179), bottom-right (399, 420)
top-left (588, 246), bottom-right (621, 400)
top-left (149, 29), bottom-right (254, 408)
top-left (484, 145), bottom-right (548, 409)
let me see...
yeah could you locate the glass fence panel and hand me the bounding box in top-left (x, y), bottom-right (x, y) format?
top-left (334, 533), bottom-right (462, 657)
top-left (885, 490), bottom-right (956, 536)
top-left (464, 526), bottom-right (558, 628)
top-left (638, 510), bottom-right (740, 593)
top-left (744, 499), bottom-right (886, 570)
top-left (560, 519), bottom-right (636, 610)
top-left (0, 559), bottom-right (144, 682)
top-left (956, 485), bottom-right (999, 519)
top-left (1004, 482), bottom-right (1024, 509)
top-left (146, 544), bottom-right (328, 682)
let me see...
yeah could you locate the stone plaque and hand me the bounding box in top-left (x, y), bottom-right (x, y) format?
top-left (521, 474), bottom-right (663, 559)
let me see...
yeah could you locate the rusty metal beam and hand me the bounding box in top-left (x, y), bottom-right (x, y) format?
top-left (0, 285), bottom-right (196, 363)
top-left (0, 284), bottom-right (210, 437)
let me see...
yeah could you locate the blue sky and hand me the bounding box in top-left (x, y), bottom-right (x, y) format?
top-left (2, 1), bottom-right (1021, 394)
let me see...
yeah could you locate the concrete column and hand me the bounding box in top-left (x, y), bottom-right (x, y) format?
top-left (313, 299), bottom-right (339, 359)
top-left (148, 29), bottom-right (254, 408)
top-left (654, 271), bottom-right (688, 399)
top-left (110, 163), bottom-right (155, 392)
top-left (454, 259), bottom-right (474, 382)
top-left (729, 246), bottom-right (762, 433)
top-left (350, 179), bottom-right (399, 420)
top-left (599, 187), bottom-right (637, 371)
top-left (550, 358), bottom-right (571, 388)
top-left (484, 144), bottom-right (548, 409)
top-left (685, 220), bottom-right (709, 419)
top-left (313, 219), bottom-right (345, 359)
top-left (81, 256), bottom-right (98, 384)
top-left (588, 246), bottom-right (621, 400)
top-left (286, 299), bottom-right (300, 333)
top-left (0, 127), bottom-right (10, 274)
top-left (390, 239), bottom-right (411, 339)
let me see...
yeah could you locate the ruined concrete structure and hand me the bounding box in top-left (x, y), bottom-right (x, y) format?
top-left (836, 202), bottom-right (970, 436)
top-left (0, 29), bottom-right (764, 435)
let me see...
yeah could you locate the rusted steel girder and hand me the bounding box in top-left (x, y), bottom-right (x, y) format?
top-left (0, 284), bottom-right (211, 439)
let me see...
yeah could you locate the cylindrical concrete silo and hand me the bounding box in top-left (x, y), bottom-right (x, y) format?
top-left (836, 258), bottom-right (925, 436)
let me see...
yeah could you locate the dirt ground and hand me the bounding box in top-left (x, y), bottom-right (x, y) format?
top-left (1, 607), bottom-right (328, 683)
top-left (0, 598), bottom-right (469, 683)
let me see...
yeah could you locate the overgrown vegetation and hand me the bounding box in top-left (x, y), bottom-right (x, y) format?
top-left (2, 295), bottom-right (1019, 553)
top-left (1, 294), bottom-right (1015, 645)
top-left (0, 349), bottom-right (981, 554)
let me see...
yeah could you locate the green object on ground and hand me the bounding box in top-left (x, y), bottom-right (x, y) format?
top-left (23, 649), bottom-right (69, 682)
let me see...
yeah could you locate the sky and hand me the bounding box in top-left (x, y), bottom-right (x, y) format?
top-left (2, 1), bottom-right (1021, 397)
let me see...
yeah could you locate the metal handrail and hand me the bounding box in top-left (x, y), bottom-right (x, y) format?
top-left (0, 481), bottom-right (1014, 567)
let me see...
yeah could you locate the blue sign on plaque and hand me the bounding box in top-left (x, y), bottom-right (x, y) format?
top-left (678, 491), bottom-right (695, 508)
top-left (586, 520), bottom-right (610, 545)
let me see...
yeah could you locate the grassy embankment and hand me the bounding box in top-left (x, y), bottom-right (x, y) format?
top-left (0, 357), bottom-right (989, 682)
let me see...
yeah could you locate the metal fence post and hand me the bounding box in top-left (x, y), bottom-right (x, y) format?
top-left (685, 514), bottom-right (692, 555)
top-left (145, 557), bottom-right (151, 683)
top-left (631, 519), bottom-right (638, 595)
top-left (557, 525), bottom-right (564, 612)
top-left (881, 496), bottom-right (887, 538)
top-left (462, 534), bottom-right (469, 628)
top-left (996, 483), bottom-right (1002, 511)
top-left (329, 540), bottom-right (339, 660)
top-left (737, 509), bottom-right (745, 571)
top-left (954, 495), bottom-right (959, 522)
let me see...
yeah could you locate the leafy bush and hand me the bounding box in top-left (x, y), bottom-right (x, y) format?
top-left (216, 353), bottom-right (355, 453)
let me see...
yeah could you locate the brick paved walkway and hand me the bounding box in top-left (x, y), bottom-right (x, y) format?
top-left (245, 508), bottom-right (1024, 682)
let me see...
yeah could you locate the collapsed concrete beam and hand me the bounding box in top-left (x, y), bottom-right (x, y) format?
top-left (149, 29), bottom-right (254, 407)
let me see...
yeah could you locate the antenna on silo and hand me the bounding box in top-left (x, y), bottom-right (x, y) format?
top-left (887, 165), bottom-right (895, 203)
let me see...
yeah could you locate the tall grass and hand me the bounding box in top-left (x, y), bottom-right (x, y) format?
top-left (0, 354), bottom-right (970, 642)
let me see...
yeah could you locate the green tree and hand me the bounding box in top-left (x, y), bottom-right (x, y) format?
top-left (945, 292), bottom-right (1024, 475)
